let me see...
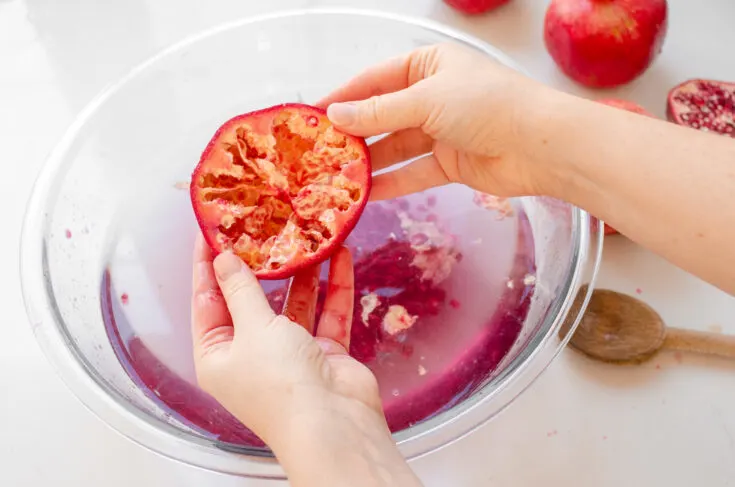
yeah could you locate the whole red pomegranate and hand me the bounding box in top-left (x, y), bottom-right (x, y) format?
top-left (443, 0), bottom-right (510, 15)
top-left (544, 0), bottom-right (668, 88)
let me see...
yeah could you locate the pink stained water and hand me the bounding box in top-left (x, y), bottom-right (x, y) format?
top-left (101, 195), bottom-right (535, 450)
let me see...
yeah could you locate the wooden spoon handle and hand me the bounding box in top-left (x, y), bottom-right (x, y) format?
top-left (663, 328), bottom-right (735, 360)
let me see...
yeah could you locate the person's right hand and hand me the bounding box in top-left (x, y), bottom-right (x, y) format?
top-left (318, 43), bottom-right (565, 201)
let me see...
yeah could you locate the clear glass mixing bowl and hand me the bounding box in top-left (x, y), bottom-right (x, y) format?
top-left (20, 8), bottom-right (603, 479)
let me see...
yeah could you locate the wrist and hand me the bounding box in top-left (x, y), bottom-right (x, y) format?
top-left (267, 395), bottom-right (421, 487)
top-left (517, 84), bottom-right (596, 201)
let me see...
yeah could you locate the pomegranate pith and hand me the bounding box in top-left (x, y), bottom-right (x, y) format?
top-left (667, 79), bottom-right (735, 138)
top-left (543, 0), bottom-right (668, 88)
top-left (190, 103), bottom-right (371, 279)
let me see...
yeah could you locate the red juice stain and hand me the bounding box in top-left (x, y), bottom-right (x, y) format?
top-left (327, 282), bottom-right (351, 294)
top-left (635, 288), bottom-right (643, 295)
top-left (120, 293), bottom-right (129, 305)
top-left (427, 195), bottom-right (437, 207)
top-left (397, 199), bottom-right (410, 211)
top-left (416, 204), bottom-right (428, 212)
top-left (65, 229), bottom-right (72, 239)
top-left (673, 351), bottom-right (683, 364)
top-left (330, 313), bottom-right (349, 343)
top-left (603, 435), bottom-right (608, 440)
top-left (449, 299), bottom-right (461, 309)
top-left (547, 429), bottom-right (558, 437)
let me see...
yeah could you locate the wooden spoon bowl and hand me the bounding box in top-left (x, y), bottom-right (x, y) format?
top-left (560, 286), bottom-right (735, 364)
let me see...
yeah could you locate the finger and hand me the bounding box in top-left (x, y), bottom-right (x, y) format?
top-left (369, 153), bottom-right (450, 201)
top-left (316, 247), bottom-right (355, 350)
top-left (315, 337), bottom-right (349, 356)
top-left (191, 234), bottom-right (234, 357)
top-left (369, 128), bottom-right (433, 172)
top-left (282, 265), bottom-right (321, 334)
top-left (192, 231), bottom-right (215, 266)
top-left (326, 85), bottom-right (431, 138)
top-left (213, 251), bottom-right (276, 329)
top-left (315, 55), bottom-right (413, 108)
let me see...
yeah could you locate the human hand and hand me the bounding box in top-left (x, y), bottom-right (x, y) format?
top-left (190, 234), bottom-right (421, 485)
top-left (318, 43), bottom-right (565, 201)
top-left (190, 232), bottom-right (382, 442)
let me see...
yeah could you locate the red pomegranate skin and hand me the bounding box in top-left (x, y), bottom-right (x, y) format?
top-left (544, 0), bottom-right (668, 88)
top-left (443, 0), bottom-right (510, 15)
top-left (597, 98), bottom-right (654, 117)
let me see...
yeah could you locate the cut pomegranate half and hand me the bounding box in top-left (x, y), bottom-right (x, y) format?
top-left (190, 103), bottom-right (371, 279)
top-left (667, 79), bottom-right (735, 138)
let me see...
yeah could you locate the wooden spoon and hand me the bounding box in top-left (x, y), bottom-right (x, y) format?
top-left (560, 286), bottom-right (735, 364)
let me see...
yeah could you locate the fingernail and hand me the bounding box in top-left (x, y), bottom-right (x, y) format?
top-left (327, 102), bottom-right (357, 126)
top-left (213, 252), bottom-right (243, 282)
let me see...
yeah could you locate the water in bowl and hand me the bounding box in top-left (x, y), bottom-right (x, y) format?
top-left (101, 185), bottom-right (535, 448)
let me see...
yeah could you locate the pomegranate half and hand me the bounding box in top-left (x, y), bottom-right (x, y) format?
top-left (667, 79), bottom-right (735, 139)
top-left (190, 103), bottom-right (371, 280)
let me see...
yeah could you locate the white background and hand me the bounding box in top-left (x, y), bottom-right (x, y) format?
top-left (3, 0), bottom-right (735, 486)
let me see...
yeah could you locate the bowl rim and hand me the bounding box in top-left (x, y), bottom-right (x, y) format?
top-left (19, 6), bottom-right (603, 479)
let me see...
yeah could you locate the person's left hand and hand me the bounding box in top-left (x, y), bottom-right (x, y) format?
top-left (190, 233), bottom-right (386, 450)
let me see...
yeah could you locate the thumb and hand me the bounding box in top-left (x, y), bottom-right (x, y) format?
top-left (213, 251), bottom-right (276, 330)
top-left (326, 87), bottom-right (429, 137)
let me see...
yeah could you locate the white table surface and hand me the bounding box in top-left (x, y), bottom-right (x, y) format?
top-left (3, 0), bottom-right (735, 485)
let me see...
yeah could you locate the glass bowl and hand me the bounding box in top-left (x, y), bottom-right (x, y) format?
top-left (20, 8), bottom-right (603, 479)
